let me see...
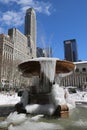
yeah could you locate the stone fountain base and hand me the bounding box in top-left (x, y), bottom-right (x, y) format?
top-left (29, 93), bottom-right (51, 104)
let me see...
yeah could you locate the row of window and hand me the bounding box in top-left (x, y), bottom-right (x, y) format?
top-left (75, 68), bottom-right (87, 72)
top-left (4, 44), bottom-right (13, 54)
top-left (4, 51), bottom-right (13, 61)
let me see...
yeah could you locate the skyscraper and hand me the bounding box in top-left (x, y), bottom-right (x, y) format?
top-left (64, 39), bottom-right (78, 62)
top-left (37, 47), bottom-right (52, 57)
top-left (25, 8), bottom-right (36, 57)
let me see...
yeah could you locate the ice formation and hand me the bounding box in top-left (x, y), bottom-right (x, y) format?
top-left (0, 112), bottom-right (63, 130)
top-left (25, 104), bottom-right (55, 116)
top-left (51, 83), bottom-right (66, 107)
top-left (40, 59), bottom-right (56, 83)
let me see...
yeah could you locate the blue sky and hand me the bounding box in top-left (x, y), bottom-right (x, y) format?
top-left (0, 0), bottom-right (87, 61)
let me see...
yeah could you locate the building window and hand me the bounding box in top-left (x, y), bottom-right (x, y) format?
top-left (75, 68), bottom-right (79, 72)
top-left (86, 77), bottom-right (87, 82)
top-left (82, 68), bottom-right (86, 72)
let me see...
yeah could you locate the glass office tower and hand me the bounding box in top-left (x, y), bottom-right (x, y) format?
top-left (64, 39), bottom-right (78, 62)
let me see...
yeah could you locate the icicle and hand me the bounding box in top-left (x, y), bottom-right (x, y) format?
top-left (40, 59), bottom-right (56, 83)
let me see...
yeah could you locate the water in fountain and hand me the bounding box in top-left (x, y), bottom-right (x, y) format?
top-left (0, 107), bottom-right (87, 130)
top-left (0, 112), bottom-right (63, 130)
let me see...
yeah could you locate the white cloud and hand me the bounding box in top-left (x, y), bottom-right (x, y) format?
top-left (20, 6), bottom-right (32, 13)
top-left (45, 4), bottom-right (52, 16)
top-left (1, 11), bottom-right (23, 26)
top-left (33, 1), bottom-right (52, 16)
top-left (0, 0), bottom-right (52, 32)
top-left (0, 0), bottom-right (33, 4)
top-left (0, 0), bottom-right (52, 16)
top-left (16, 0), bottom-right (52, 16)
top-left (0, 27), bottom-right (5, 33)
top-left (0, 0), bottom-right (16, 3)
top-left (16, 0), bottom-right (33, 5)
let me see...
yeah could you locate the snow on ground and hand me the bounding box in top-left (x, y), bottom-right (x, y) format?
top-left (0, 92), bottom-right (21, 106)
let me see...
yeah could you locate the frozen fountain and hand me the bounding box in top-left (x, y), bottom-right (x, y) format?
top-left (0, 57), bottom-right (75, 130)
top-left (17, 57), bottom-right (75, 116)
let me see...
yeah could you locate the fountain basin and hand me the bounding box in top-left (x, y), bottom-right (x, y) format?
top-left (18, 57), bottom-right (75, 77)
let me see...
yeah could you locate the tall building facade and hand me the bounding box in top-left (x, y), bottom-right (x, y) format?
top-left (0, 34), bottom-right (14, 88)
top-left (37, 47), bottom-right (52, 57)
top-left (37, 47), bottom-right (44, 57)
top-left (25, 8), bottom-right (36, 58)
top-left (60, 61), bottom-right (87, 89)
top-left (0, 7), bottom-right (37, 89)
top-left (43, 48), bottom-right (52, 57)
top-left (8, 28), bottom-right (30, 62)
top-left (8, 28), bottom-right (31, 87)
top-left (64, 39), bottom-right (78, 62)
